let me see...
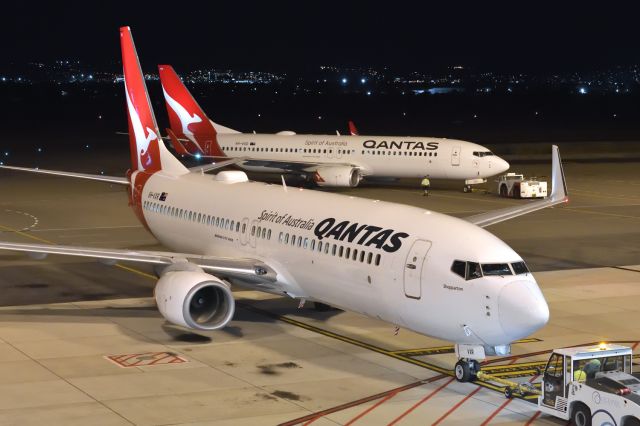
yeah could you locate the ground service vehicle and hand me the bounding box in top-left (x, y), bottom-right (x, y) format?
top-left (497, 173), bottom-right (548, 198)
top-left (484, 344), bottom-right (640, 425)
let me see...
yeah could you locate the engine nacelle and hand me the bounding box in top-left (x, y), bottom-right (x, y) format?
top-left (154, 270), bottom-right (235, 330)
top-left (314, 166), bottom-right (361, 187)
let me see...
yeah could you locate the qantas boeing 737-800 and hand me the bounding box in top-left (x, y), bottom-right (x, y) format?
top-left (158, 65), bottom-right (510, 190)
top-left (0, 27), bottom-right (568, 381)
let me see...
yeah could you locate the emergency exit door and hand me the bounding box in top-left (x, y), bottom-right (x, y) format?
top-left (451, 146), bottom-right (461, 166)
top-left (403, 240), bottom-right (432, 299)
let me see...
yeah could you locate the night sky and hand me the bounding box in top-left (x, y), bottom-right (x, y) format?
top-left (3, 2), bottom-right (638, 72)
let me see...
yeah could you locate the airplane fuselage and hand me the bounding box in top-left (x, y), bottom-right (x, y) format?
top-left (212, 133), bottom-right (510, 180)
top-left (137, 169), bottom-right (547, 348)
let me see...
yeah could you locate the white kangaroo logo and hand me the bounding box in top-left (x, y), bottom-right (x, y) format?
top-left (162, 87), bottom-right (205, 153)
top-left (125, 80), bottom-right (158, 170)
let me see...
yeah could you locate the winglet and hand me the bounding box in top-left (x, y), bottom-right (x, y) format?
top-left (550, 145), bottom-right (569, 203)
top-left (166, 128), bottom-right (191, 156)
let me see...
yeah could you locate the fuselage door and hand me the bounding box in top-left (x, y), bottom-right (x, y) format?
top-left (451, 146), bottom-right (461, 166)
top-left (403, 239), bottom-right (432, 299)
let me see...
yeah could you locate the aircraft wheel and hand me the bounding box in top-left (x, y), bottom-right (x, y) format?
top-left (455, 360), bottom-right (472, 382)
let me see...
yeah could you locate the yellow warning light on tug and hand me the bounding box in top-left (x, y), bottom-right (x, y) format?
top-left (599, 342), bottom-right (608, 350)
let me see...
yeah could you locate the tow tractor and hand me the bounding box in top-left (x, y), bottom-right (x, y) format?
top-left (497, 173), bottom-right (548, 198)
top-left (476, 344), bottom-right (640, 425)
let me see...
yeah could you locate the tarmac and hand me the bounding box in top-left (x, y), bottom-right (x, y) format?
top-left (0, 150), bottom-right (639, 425)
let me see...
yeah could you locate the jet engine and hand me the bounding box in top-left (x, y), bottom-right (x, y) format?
top-left (154, 270), bottom-right (235, 330)
top-left (313, 166), bottom-right (361, 187)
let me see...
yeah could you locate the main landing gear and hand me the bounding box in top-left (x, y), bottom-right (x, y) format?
top-left (454, 358), bottom-right (481, 382)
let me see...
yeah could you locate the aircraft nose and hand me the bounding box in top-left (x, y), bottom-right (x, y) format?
top-left (495, 157), bottom-right (510, 174)
top-left (498, 280), bottom-right (549, 341)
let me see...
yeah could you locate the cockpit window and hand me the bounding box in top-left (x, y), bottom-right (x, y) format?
top-left (451, 260), bottom-right (466, 278)
top-left (450, 260), bottom-right (482, 280)
top-left (467, 262), bottom-right (482, 280)
top-left (511, 261), bottom-right (529, 275)
top-left (472, 151), bottom-right (495, 158)
top-left (481, 263), bottom-right (512, 276)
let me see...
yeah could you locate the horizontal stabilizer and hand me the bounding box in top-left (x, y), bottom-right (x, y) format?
top-left (0, 165), bottom-right (129, 185)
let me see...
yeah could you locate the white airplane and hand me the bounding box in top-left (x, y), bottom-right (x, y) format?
top-left (0, 27), bottom-right (568, 382)
top-left (158, 65), bottom-right (510, 190)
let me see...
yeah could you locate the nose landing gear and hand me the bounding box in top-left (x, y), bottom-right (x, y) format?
top-left (454, 358), bottom-right (481, 382)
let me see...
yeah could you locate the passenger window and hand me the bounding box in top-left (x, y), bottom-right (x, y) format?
top-left (284, 233), bottom-right (289, 244)
top-left (251, 226), bottom-right (255, 236)
top-left (359, 251), bottom-right (365, 262)
top-left (339, 246), bottom-right (344, 257)
top-left (451, 260), bottom-right (466, 278)
top-left (324, 243), bottom-right (329, 254)
top-left (304, 238), bottom-right (309, 249)
top-left (197, 213), bottom-right (201, 222)
top-left (466, 262), bottom-right (482, 280)
top-left (511, 261), bottom-right (529, 275)
top-left (352, 249), bottom-right (357, 261)
top-left (242, 223), bottom-right (246, 233)
top-left (481, 263), bottom-right (512, 276)
top-left (297, 236), bottom-right (302, 247)
top-left (332, 244), bottom-right (337, 256)
top-left (236, 222), bottom-right (240, 232)
top-left (267, 229), bottom-right (271, 240)
top-left (231, 220), bottom-right (235, 230)
top-left (367, 252), bottom-right (373, 264)
top-left (262, 228), bottom-right (266, 239)
top-left (310, 240), bottom-right (315, 250)
top-left (225, 219), bottom-right (230, 229)
top-left (345, 247), bottom-right (350, 258)
top-left (257, 226), bottom-right (262, 237)
top-left (291, 234), bottom-right (296, 246)
top-left (279, 232), bottom-right (283, 243)
top-left (375, 254), bottom-right (381, 266)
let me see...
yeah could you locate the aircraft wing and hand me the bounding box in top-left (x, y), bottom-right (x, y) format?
top-left (0, 241), bottom-right (278, 286)
top-left (465, 145), bottom-right (568, 228)
top-left (0, 165), bottom-right (129, 185)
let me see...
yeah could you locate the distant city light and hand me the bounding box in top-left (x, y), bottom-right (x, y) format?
top-left (578, 87), bottom-right (588, 94)
top-left (360, 77), bottom-right (366, 84)
top-left (366, 91), bottom-right (372, 96)
top-left (195, 153), bottom-right (202, 160)
top-left (341, 77), bottom-right (348, 84)
top-left (37, 148), bottom-right (42, 153)
top-left (4, 152), bottom-right (8, 156)
top-left (318, 115), bottom-right (323, 120)
top-left (85, 144), bottom-right (90, 149)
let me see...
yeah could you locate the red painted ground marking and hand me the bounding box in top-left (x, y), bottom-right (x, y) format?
top-left (525, 410), bottom-right (541, 425)
top-left (508, 356), bottom-right (520, 365)
top-left (431, 385), bottom-right (482, 426)
top-left (344, 390), bottom-right (399, 425)
top-left (480, 375), bottom-right (539, 426)
top-left (106, 351), bottom-right (187, 368)
top-left (387, 377), bottom-right (455, 426)
top-left (278, 374), bottom-right (448, 426)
